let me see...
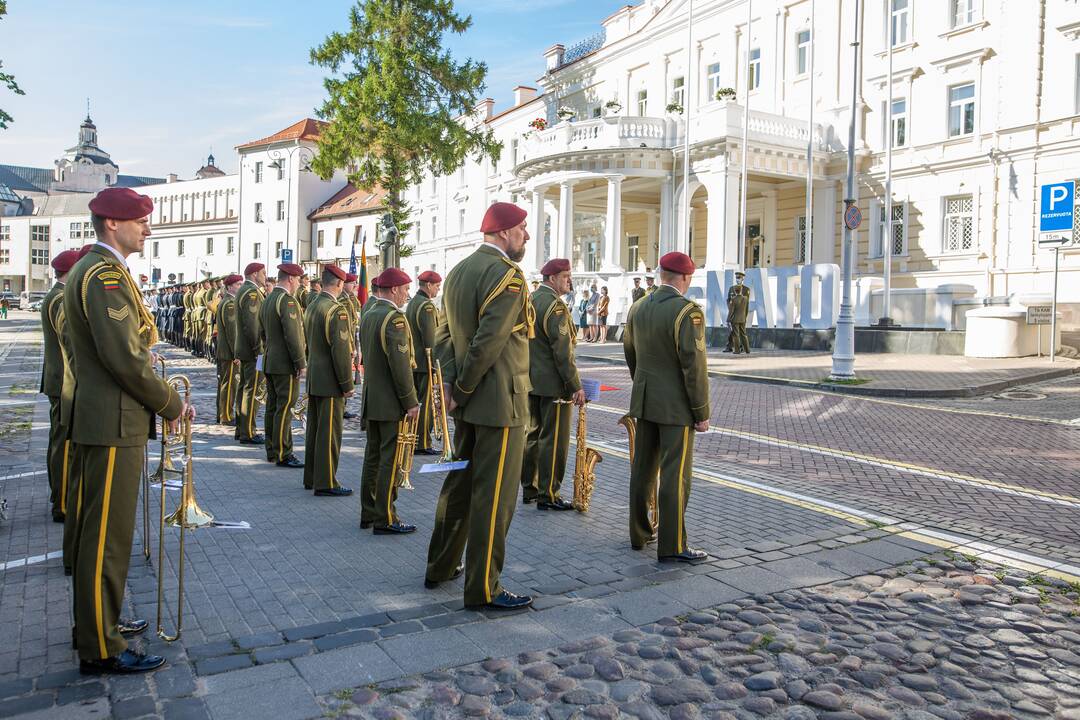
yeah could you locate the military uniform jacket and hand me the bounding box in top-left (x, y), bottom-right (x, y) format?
top-left (436, 244), bottom-right (532, 428)
top-left (727, 285), bottom-right (750, 323)
top-left (631, 287), bottom-right (646, 304)
top-left (232, 280), bottom-right (265, 361)
top-left (62, 246), bottom-right (183, 446)
top-left (528, 284), bottom-right (581, 399)
top-left (296, 287), bottom-right (310, 310)
top-left (260, 287), bottom-right (307, 375)
top-left (303, 292), bottom-right (354, 397)
top-left (216, 294), bottom-right (238, 363)
top-left (405, 290), bottom-right (439, 374)
top-left (39, 282), bottom-right (66, 397)
top-left (359, 299), bottom-right (418, 421)
top-left (622, 284), bottom-right (710, 426)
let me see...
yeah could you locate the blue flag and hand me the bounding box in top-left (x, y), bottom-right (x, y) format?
top-left (349, 234), bottom-right (358, 275)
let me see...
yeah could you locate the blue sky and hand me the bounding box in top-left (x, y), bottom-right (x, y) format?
top-left (0, 0), bottom-right (630, 178)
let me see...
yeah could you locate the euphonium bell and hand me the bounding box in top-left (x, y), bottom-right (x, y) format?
top-left (619, 414), bottom-right (658, 532)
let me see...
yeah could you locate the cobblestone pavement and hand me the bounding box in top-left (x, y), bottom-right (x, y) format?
top-left (313, 556), bottom-right (1080, 720)
top-left (2, 316), bottom-right (1080, 719)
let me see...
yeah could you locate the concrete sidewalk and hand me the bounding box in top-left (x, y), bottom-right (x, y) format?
top-left (576, 341), bottom-right (1080, 398)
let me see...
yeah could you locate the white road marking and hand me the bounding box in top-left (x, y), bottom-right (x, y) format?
top-left (0, 550), bottom-right (63, 573)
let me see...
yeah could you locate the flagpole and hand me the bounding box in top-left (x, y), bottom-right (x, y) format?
top-left (681, 0), bottom-right (694, 256)
top-left (804, 0), bottom-right (815, 264)
top-left (881, 7), bottom-right (895, 326)
top-left (738, 0), bottom-right (752, 269)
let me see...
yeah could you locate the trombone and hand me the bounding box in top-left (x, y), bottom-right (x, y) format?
top-left (149, 356), bottom-right (180, 483)
top-left (156, 374), bottom-right (214, 642)
top-left (426, 349), bottom-right (454, 463)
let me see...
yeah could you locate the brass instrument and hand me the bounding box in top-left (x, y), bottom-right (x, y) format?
top-left (618, 415), bottom-right (658, 532)
top-left (149, 356), bottom-right (180, 483)
top-left (292, 393), bottom-right (308, 427)
top-left (571, 402), bottom-right (601, 512)
top-left (426, 350), bottom-right (454, 462)
top-left (393, 411), bottom-right (419, 490)
top-left (253, 372), bottom-right (266, 403)
top-left (156, 375), bottom-right (214, 642)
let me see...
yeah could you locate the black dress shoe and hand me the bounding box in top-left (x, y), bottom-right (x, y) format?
top-left (52, 513), bottom-right (65, 524)
top-left (722, 348), bottom-right (733, 353)
top-left (631, 533), bottom-right (658, 551)
top-left (360, 521), bottom-right (373, 530)
top-left (659, 548), bottom-right (709, 563)
top-left (537, 498), bottom-right (574, 511)
top-left (221, 420), bottom-right (236, 427)
top-left (276, 455), bottom-right (304, 468)
top-left (80, 649), bottom-right (166, 675)
top-left (466, 590), bottom-right (533, 611)
top-left (118, 618), bottom-right (148, 636)
top-left (522, 497), bottom-right (536, 505)
top-left (314, 487), bottom-right (353, 496)
top-left (64, 567), bottom-right (72, 577)
top-left (424, 563), bottom-right (465, 589)
top-left (343, 410), bottom-right (357, 419)
top-left (237, 435), bottom-right (264, 445)
top-left (373, 521), bottom-right (417, 535)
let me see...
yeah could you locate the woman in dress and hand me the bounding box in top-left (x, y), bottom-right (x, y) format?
top-left (586, 284), bottom-right (599, 342)
top-left (578, 289), bottom-right (590, 341)
top-left (597, 286), bottom-right (610, 343)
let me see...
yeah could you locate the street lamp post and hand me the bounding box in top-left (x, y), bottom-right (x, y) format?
top-left (267, 143), bottom-right (315, 261)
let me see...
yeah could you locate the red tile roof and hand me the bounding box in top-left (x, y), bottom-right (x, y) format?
top-left (308, 183), bottom-right (386, 221)
top-left (237, 118), bottom-right (327, 150)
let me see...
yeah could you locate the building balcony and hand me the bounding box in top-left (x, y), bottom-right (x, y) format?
top-left (526, 116), bottom-right (677, 159)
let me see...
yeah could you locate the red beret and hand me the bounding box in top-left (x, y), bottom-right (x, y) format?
top-left (373, 267), bottom-right (411, 289)
top-left (88, 187), bottom-right (154, 221)
top-left (277, 262), bottom-right (304, 277)
top-left (659, 251), bottom-right (695, 275)
top-left (77, 244), bottom-right (94, 259)
top-left (323, 264), bottom-right (347, 282)
top-left (344, 273), bottom-right (358, 283)
top-left (244, 262), bottom-right (264, 276)
top-left (540, 258), bottom-right (570, 276)
top-left (417, 270), bottom-right (442, 283)
top-left (224, 274), bottom-right (243, 286)
top-left (51, 250), bottom-right (78, 274)
top-left (480, 202), bottom-right (527, 234)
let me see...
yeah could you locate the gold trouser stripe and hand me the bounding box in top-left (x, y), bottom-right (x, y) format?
top-left (328, 398), bottom-right (336, 488)
top-left (484, 427), bottom-right (510, 603)
top-left (675, 427), bottom-right (689, 554)
top-left (277, 375), bottom-right (294, 462)
top-left (94, 447), bottom-right (117, 658)
top-left (547, 403), bottom-right (561, 500)
top-left (60, 440), bottom-right (69, 513)
top-left (247, 371), bottom-right (260, 439)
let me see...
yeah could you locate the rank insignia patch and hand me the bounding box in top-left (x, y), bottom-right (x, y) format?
top-left (107, 306), bottom-right (130, 322)
top-left (397, 343), bottom-right (408, 354)
top-left (691, 314), bottom-right (703, 326)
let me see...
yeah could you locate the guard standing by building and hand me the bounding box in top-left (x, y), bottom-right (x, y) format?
top-left (64, 187), bottom-right (192, 674)
top-left (622, 251), bottom-right (709, 563)
top-left (260, 263), bottom-right (307, 467)
top-left (302, 265), bottom-right (354, 495)
top-left (405, 270), bottom-right (441, 454)
top-left (296, 275), bottom-right (312, 309)
top-left (359, 269), bottom-right (419, 533)
top-left (424, 202), bottom-right (534, 610)
top-left (40, 249), bottom-right (78, 523)
top-left (233, 263), bottom-right (266, 444)
top-left (341, 273), bottom-right (361, 420)
top-left (727, 271), bottom-right (751, 355)
top-left (520, 258), bottom-right (584, 508)
top-left (182, 285), bottom-right (194, 351)
top-left (215, 274), bottom-right (243, 425)
top-left (630, 277), bottom-right (646, 304)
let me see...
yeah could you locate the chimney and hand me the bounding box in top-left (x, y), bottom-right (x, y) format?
top-left (476, 98), bottom-right (495, 120)
top-left (167, 173), bottom-right (178, 184)
top-left (513, 86), bottom-right (538, 106)
top-left (544, 44), bottom-right (565, 72)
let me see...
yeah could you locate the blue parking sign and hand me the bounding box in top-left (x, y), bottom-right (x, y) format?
top-left (1040, 181), bottom-right (1075, 233)
top-left (281, 248), bottom-right (294, 263)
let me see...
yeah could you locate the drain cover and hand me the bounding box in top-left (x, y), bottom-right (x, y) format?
top-left (995, 390), bottom-right (1046, 400)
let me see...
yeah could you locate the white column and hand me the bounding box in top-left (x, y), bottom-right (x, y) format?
top-left (762, 190), bottom-right (777, 267)
top-left (528, 187), bottom-right (546, 272)
top-left (558, 180), bottom-right (575, 261)
top-left (646, 210), bottom-right (660, 270)
top-left (659, 178), bottom-right (674, 256)
top-left (704, 165), bottom-right (741, 270)
top-left (603, 175), bottom-right (623, 271)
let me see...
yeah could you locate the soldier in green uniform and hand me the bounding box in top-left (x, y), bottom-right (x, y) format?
top-left (215, 274), bottom-right (243, 425)
top-left (233, 263), bottom-right (267, 444)
top-left (40, 250), bottom-right (79, 523)
top-left (260, 263), bottom-right (307, 467)
top-left (630, 277), bottom-right (646, 304)
top-left (622, 251), bottom-right (710, 563)
top-left (64, 188), bottom-right (192, 674)
top-left (296, 275), bottom-right (311, 310)
top-left (727, 271), bottom-right (751, 354)
top-left (424, 202), bottom-right (534, 610)
top-left (520, 258), bottom-right (585, 509)
top-left (359, 268), bottom-right (419, 532)
top-left (405, 269), bottom-right (442, 454)
top-left (645, 275), bottom-right (656, 295)
top-left (302, 265), bottom-right (354, 495)
top-left (341, 273), bottom-right (361, 421)
top-left (191, 281), bottom-right (206, 357)
top-left (181, 285), bottom-right (194, 351)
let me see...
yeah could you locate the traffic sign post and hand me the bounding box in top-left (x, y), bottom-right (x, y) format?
top-left (1038, 181), bottom-right (1075, 363)
top-left (281, 248), bottom-right (294, 264)
top-left (1027, 304), bottom-right (1052, 358)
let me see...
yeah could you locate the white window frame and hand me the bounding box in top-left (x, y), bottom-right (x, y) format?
top-left (317, 229), bottom-right (324, 248)
top-left (227, 236), bottom-right (235, 255)
top-left (949, 0), bottom-right (976, 29)
top-left (253, 242), bottom-right (261, 260)
top-left (748, 48), bottom-right (762, 91)
top-left (254, 202), bottom-right (264, 223)
top-left (70, 221), bottom-right (82, 239)
top-left (431, 215), bottom-right (437, 242)
top-left (870, 201), bottom-right (907, 258)
top-left (706, 62), bottom-right (722, 99)
top-left (178, 239), bottom-right (185, 256)
top-left (670, 76), bottom-right (685, 108)
top-left (794, 216), bottom-right (812, 264)
top-left (627, 235), bottom-right (640, 271)
top-left (254, 161), bottom-right (263, 183)
top-left (889, 0), bottom-right (910, 46)
top-left (636, 89), bottom-right (648, 116)
top-left (275, 241), bottom-right (283, 258)
top-left (206, 237), bottom-right (214, 255)
top-left (31, 248), bottom-right (49, 266)
top-left (948, 82), bottom-right (976, 138)
top-left (795, 30), bottom-right (811, 77)
top-left (890, 97), bottom-right (908, 148)
top-left (276, 162), bottom-right (285, 181)
top-left (942, 195), bottom-right (974, 254)
top-left (458, 208), bottom-right (466, 235)
top-left (276, 200), bottom-right (285, 221)
top-left (335, 228), bottom-right (342, 247)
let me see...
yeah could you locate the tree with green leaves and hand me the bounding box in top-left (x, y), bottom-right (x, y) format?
top-left (0, 0), bottom-right (25, 130)
top-left (310, 0), bottom-right (501, 268)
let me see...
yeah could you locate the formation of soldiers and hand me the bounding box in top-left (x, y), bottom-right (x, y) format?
top-left (38, 188), bottom-right (713, 677)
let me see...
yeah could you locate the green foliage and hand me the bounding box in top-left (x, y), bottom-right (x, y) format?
top-left (310, 0), bottom-right (501, 257)
top-left (0, 0), bottom-right (26, 130)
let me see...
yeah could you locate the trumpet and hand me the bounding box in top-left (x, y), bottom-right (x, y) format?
top-left (618, 415), bottom-right (658, 532)
top-left (393, 411), bottom-right (419, 491)
top-left (156, 374), bottom-right (214, 642)
top-left (426, 350), bottom-right (454, 462)
top-left (571, 402), bottom-right (601, 512)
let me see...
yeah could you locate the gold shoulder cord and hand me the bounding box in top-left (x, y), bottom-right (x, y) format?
top-left (80, 261), bottom-right (158, 346)
top-left (323, 301), bottom-right (341, 345)
top-left (672, 302), bottom-right (696, 354)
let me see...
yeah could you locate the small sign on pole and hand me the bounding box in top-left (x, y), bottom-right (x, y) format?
top-left (844, 203), bottom-right (862, 231)
top-left (1037, 182), bottom-right (1074, 363)
top-left (1026, 305), bottom-right (1052, 325)
top-left (281, 248), bottom-right (294, 263)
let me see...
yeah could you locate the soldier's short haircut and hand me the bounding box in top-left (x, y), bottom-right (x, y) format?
top-left (277, 270), bottom-right (292, 282)
top-left (658, 268), bottom-right (681, 284)
top-left (91, 213), bottom-right (108, 238)
top-left (321, 268), bottom-right (342, 287)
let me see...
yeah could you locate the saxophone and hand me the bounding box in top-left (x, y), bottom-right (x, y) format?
top-left (572, 403), bottom-right (602, 512)
top-left (618, 415), bottom-right (658, 531)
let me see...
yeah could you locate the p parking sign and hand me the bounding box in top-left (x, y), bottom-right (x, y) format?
top-left (1040, 181), bottom-right (1075, 233)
